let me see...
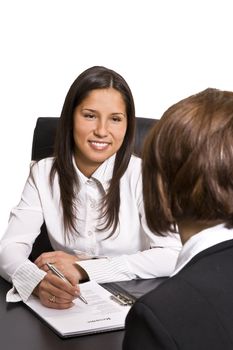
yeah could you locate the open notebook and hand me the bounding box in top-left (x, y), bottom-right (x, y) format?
top-left (25, 280), bottom-right (131, 338)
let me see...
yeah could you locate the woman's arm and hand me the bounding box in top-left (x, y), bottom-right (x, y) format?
top-left (76, 236), bottom-right (181, 283)
top-left (0, 160), bottom-right (77, 306)
top-left (0, 163), bottom-right (46, 301)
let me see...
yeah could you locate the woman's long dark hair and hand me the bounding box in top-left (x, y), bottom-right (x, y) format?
top-left (50, 66), bottom-right (136, 238)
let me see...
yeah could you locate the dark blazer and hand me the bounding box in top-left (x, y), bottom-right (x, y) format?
top-left (123, 239), bottom-right (233, 350)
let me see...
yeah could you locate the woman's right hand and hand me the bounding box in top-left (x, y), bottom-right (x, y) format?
top-left (33, 271), bottom-right (80, 309)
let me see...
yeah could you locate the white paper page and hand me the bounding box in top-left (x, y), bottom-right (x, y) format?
top-left (25, 280), bottom-right (131, 336)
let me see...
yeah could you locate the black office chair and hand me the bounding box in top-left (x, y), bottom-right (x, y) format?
top-left (29, 116), bottom-right (157, 261)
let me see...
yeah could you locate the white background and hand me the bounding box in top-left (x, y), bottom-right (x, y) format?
top-left (1, 0), bottom-right (233, 237)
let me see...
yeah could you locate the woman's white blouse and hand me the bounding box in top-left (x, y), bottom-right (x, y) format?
top-left (0, 155), bottom-right (181, 302)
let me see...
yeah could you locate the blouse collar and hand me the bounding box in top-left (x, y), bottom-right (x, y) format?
top-left (72, 154), bottom-right (116, 192)
top-left (171, 223), bottom-right (233, 276)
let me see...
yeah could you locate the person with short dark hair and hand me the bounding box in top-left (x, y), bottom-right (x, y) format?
top-left (0, 66), bottom-right (180, 309)
top-left (123, 88), bottom-right (233, 349)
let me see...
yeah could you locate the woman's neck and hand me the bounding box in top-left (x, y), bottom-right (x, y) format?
top-left (177, 220), bottom-right (223, 244)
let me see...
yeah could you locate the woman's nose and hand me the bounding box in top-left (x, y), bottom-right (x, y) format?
top-left (94, 121), bottom-right (108, 137)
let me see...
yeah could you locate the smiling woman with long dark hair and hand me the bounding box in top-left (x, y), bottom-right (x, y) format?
top-left (0, 66), bottom-right (180, 309)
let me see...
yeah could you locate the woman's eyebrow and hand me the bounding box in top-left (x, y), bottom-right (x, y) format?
top-left (81, 108), bottom-right (96, 112)
top-left (111, 112), bottom-right (126, 117)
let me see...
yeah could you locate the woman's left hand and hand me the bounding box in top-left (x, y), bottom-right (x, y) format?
top-left (34, 251), bottom-right (88, 283)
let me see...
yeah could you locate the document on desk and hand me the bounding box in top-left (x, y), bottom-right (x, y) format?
top-left (25, 280), bottom-right (131, 338)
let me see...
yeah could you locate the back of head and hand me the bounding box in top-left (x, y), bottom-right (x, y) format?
top-left (143, 88), bottom-right (233, 234)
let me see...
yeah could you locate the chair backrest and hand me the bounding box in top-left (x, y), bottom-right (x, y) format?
top-left (29, 116), bottom-right (158, 261)
top-left (31, 117), bottom-right (157, 161)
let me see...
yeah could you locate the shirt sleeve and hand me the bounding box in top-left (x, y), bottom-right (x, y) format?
top-left (0, 162), bottom-right (45, 302)
top-left (6, 260), bottom-right (46, 302)
top-left (77, 236), bottom-right (181, 283)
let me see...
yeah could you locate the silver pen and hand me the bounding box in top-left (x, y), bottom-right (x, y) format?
top-left (46, 262), bottom-right (88, 304)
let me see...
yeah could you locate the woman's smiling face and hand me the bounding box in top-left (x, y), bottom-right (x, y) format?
top-left (73, 88), bottom-right (127, 177)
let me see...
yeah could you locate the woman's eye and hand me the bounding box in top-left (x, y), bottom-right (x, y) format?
top-left (84, 114), bottom-right (95, 119)
top-left (111, 116), bottom-right (122, 122)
